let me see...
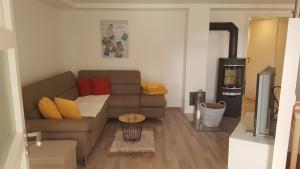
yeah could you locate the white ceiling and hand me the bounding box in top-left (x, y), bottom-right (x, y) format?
top-left (72, 0), bottom-right (294, 4)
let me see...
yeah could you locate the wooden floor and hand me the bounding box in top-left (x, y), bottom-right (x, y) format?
top-left (81, 109), bottom-right (231, 169)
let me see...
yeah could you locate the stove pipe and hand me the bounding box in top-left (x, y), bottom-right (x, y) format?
top-left (209, 22), bottom-right (238, 59)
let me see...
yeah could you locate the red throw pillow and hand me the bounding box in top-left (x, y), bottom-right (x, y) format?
top-left (77, 78), bottom-right (93, 96)
top-left (91, 77), bottom-right (111, 95)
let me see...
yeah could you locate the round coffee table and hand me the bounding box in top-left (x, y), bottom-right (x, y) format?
top-left (118, 114), bottom-right (146, 143)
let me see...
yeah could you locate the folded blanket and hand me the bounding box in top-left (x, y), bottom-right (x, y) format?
top-left (141, 80), bottom-right (168, 95)
top-left (143, 89), bottom-right (167, 95)
top-left (76, 95), bottom-right (109, 117)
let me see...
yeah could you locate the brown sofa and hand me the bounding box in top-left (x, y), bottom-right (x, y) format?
top-left (23, 70), bottom-right (166, 161)
top-left (78, 70), bottom-right (166, 118)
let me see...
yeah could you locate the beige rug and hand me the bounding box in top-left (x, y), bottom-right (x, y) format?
top-left (110, 129), bottom-right (155, 155)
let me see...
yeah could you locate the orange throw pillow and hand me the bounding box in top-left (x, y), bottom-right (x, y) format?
top-left (54, 97), bottom-right (82, 119)
top-left (38, 97), bottom-right (63, 120)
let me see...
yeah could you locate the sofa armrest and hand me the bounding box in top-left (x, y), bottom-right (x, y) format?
top-left (26, 118), bottom-right (93, 133)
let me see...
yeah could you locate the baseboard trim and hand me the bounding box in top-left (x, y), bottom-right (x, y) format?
top-left (166, 107), bottom-right (182, 112)
top-left (166, 107), bottom-right (193, 121)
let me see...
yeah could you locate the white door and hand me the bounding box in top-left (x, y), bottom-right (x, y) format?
top-left (0, 0), bottom-right (29, 168)
top-left (272, 18), bottom-right (300, 169)
top-left (244, 18), bottom-right (278, 99)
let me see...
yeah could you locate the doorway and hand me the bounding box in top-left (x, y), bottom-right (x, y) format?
top-left (243, 17), bottom-right (288, 114)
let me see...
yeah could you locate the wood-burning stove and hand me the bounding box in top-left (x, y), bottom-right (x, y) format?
top-left (217, 58), bottom-right (245, 117)
top-left (210, 22), bottom-right (246, 117)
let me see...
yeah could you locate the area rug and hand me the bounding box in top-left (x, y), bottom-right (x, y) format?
top-left (109, 129), bottom-right (155, 155)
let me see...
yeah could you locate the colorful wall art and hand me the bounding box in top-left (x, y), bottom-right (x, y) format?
top-left (101, 20), bottom-right (129, 58)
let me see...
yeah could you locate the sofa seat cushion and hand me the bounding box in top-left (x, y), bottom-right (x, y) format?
top-left (108, 95), bottom-right (139, 108)
top-left (26, 118), bottom-right (93, 132)
top-left (140, 94), bottom-right (167, 107)
top-left (108, 108), bottom-right (140, 118)
top-left (140, 107), bottom-right (166, 118)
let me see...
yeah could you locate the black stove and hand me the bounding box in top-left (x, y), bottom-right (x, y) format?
top-left (210, 22), bottom-right (246, 117)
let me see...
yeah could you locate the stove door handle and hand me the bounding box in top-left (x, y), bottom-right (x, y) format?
top-left (222, 92), bottom-right (242, 96)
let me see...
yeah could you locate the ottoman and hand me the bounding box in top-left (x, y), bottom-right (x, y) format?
top-left (29, 140), bottom-right (77, 169)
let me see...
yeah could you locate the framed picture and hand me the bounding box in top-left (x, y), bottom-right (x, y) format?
top-left (101, 20), bottom-right (129, 58)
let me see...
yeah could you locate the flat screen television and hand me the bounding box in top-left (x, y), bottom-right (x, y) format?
top-left (253, 66), bottom-right (275, 137)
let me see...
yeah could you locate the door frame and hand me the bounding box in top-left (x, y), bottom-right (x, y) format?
top-left (242, 12), bottom-right (291, 100)
top-left (0, 0), bottom-right (29, 168)
top-left (243, 12), bottom-right (292, 60)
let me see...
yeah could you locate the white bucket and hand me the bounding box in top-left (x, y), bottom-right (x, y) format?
top-left (200, 101), bottom-right (226, 127)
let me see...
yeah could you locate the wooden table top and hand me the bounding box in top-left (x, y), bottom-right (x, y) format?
top-left (118, 114), bottom-right (146, 123)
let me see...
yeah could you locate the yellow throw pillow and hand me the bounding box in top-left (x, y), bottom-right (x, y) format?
top-left (38, 97), bottom-right (63, 120)
top-left (54, 97), bottom-right (82, 119)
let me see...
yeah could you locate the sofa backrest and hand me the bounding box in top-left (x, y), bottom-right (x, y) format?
top-left (22, 71), bottom-right (79, 119)
top-left (78, 70), bottom-right (141, 95)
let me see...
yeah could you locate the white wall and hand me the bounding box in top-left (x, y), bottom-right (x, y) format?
top-left (14, 0), bottom-right (292, 111)
top-left (205, 9), bottom-right (291, 102)
top-left (61, 6), bottom-right (290, 109)
top-left (183, 6), bottom-right (210, 113)
top-left (13, 0), bottom-right (64, 86)
top-left (61, 9), bottom-right (186, 107)
top-left (206, 31), bottom-right (229, 101)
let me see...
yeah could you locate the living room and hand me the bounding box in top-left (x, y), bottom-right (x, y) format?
top-left (1, 0), bottom-right (300, 168)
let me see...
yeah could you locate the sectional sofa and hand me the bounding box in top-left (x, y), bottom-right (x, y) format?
top-left (22, 70), bottom-right (166, 161)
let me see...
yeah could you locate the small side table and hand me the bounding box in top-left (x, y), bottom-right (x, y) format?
top-left (118, 114), bottom-right (146, 143)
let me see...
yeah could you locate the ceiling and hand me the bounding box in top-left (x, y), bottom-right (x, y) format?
top-left (72, 0), bottom-right (294, 4)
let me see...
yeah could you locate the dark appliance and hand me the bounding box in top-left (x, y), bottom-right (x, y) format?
top-left (210, 22), bottom-right (246, 117)
top-left (216, 58), bottom-right (245, 117)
